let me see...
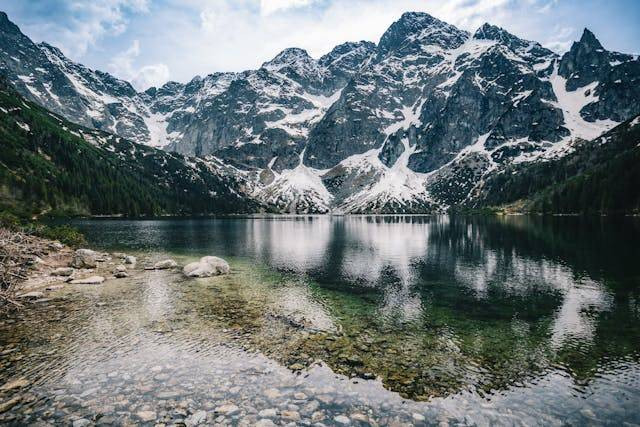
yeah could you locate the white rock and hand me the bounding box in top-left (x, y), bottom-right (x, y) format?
top-left (114, 265), bottom-right (127, 273)
top-left (186, 410), bottom-right (208, 426)
top-left (154, 259), bottom-right (178, 270)
top-left (71, 249), bottom-right (99, 268)
top-left (412, 413), bottom-right (426, 422)
top-left (183, 256), bottom-right (230, 278)
top-left (70, 276), bottom-right (105, 285)
top-left (124, 255), bottom-right (136, 265)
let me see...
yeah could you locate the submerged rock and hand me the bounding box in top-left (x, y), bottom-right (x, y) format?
top-left (183, 256), bottom-right (230, 278)
top-left (154, 259), bottom-right (178, 270)
top-left (71, 249), bottom-right (99, 268)
top-left (70, 276), bottom-right (105, 285)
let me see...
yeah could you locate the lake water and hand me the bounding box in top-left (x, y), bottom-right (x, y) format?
top-left (1, 215), bottom-right (639, 425)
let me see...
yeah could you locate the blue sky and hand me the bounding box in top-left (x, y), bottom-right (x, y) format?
top-left (1, 0), bottom-right (638, 90)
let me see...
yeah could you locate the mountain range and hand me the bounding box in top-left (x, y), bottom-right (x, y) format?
top-left (1, 11), bottom-right (639, 215)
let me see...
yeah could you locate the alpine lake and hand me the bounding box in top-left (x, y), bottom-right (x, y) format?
top-left (1, 215), bottom-right (639, 426)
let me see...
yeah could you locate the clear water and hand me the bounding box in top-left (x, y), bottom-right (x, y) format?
top-left (1, 215), bottom-right (639, 425)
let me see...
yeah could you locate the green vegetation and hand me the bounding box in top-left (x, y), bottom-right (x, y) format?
top-left (0, 78), bottom-right (261, 218)
top-left (478, 116), bottom-right (640, 215)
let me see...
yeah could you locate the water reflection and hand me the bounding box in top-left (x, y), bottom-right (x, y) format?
top-left (65, 215), bottom-right (640, 398)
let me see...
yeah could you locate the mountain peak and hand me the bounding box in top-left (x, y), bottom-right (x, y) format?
top-left (378, 11), bottom-right (467, 55)
top-left (578, 28), bottom-right (604, 50)
top-left (0, 11), bottom-right (21, 35)
top-left (263, 47), bottom-right (313, 68)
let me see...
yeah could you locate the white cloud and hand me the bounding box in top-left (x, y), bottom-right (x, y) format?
top-left (109, 39), bottom-right (170, 90)
top-left (260, 0), bottom-right (319, 16)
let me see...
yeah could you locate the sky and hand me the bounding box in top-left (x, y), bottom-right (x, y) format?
top-left (1, 0), bottom-right (638, 90)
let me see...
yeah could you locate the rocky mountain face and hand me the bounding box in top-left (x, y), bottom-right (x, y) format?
top-left (1, 11), bottom-right (638, 213)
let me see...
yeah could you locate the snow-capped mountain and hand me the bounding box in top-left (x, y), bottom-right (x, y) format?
top-left (1, 11), bottom-right (638, 213)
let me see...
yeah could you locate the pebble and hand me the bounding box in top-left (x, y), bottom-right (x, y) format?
top-left (281, 410), bottom-right (301, 421)
top-left (215, 404), bottom-right (240, 416)
top-left (264, 388), bottom-right (281, 399)
top-left (136, 410), bottom-right (157, 422)
top-left (186, 410), bottom-right (207, 425)
top-left (413, 413), bottom-right (426, 422)
top-left (334, 414), bottom-right (351, 425)
top-left (72, 419), bottom-right (91, 427)
top-left (258, 408), bottom-right (277, 418)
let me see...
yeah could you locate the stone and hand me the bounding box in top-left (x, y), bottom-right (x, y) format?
top-left (263, 388), bottom-right (281, 399)
top-left (214, 404), bottom-right (240, 416)
top-left (183, 256), bottom-right (230, 278)
top-left (112, 252), bottom-right (127, 259)
top-left (114, 271), bottom-right (129, 278)
top-left (412, 413), bottom-right (426, 422)
top-left (46, 284), bottom-right (64, 291)
top-left (136, 411), bottom-right (157, 422)
top-left (70, 276), bottom-right (105, 285)
top-left (350, 413), bottom-right (369, 423)
top-left (72, 419), bottom-right (91, 427)
top-left (289, 363), bottom-right (305, 371)
top-left (334, 415), bottom-right (351, 425)
top-left (293, 392), bottom-right (307, 400)
top-left (51, 267), bottom-right (74, 276)
top-left (186, 410), bottom-right (208, 426)
top-left (50, 242), bottom-right (64, 250)
top-left (154, 259), bottom-right (178, 270)
top-left (258, 409), bottom-right (277, 418)
top-left (124, 255), bottom-right (137, 265)
top-left (281, 411), bottom-right (301, 421)
top-left (71, 249), bottom-right (99, 268)
top-left (114, 265), bottom-right (127, 272)
top-left (17, 291), bottom-right (44, 299)
top-left (255, 420), bottom-right (276, 427)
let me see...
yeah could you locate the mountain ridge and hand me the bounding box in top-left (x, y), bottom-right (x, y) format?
top-left (1, 10), bottom-right (639, 214)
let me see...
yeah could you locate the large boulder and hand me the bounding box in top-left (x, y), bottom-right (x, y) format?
top-left (183, 256), bottom-right (230, 278)
top-left (71, 249), bottom-right (99, 269)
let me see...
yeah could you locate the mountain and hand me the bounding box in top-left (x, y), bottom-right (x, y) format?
top-left (0, 78), bottom-right (263, 217)
top-left (1, 11), bottom-right (639, 214)
top-left (474, 114), bottom-right (640, 214)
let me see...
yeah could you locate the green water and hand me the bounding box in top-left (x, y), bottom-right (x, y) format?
top-left (1, 215), bottom-right (639, 425)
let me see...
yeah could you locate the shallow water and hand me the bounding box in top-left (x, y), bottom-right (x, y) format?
top-left (1, 215), bottom-right (640, 425)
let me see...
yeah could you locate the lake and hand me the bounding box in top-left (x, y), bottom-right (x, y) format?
top-left (1, 215), bottom-right (639, 425)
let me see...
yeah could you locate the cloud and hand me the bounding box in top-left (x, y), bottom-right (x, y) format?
top-left (259, 0), bottom-right (320, 16)
top-left (109, 39), bottom-right (170, 90)
top-left (2, 0), bottom-right (150, 58)
top-left (4, 0), bottom-right (637, 89)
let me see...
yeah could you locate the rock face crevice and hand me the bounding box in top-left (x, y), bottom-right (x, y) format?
top-left (1, 11), bottom-right (638, 213)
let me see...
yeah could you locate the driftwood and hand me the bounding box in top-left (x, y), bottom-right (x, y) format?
top-left (0, 228), bottom-right (50, 308)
